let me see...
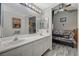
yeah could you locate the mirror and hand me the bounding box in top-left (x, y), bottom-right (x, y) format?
top-left (1, 3), bottom-right (43, 38)
top-left (36, 17), bottom-right (49, 29)
top-left (1, 3), bottom-right (49, 38)
top-left (36, 17), bottom-right (42, 29)
top-left (36, 16), bottom-right (49, 35)
top-left (42, 17), bottom-right (49, 29)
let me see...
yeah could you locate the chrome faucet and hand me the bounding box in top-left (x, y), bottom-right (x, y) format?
top-left (14, 36), bottom-right (18, 41)
top-left (40, 30), bottom-right (43, 36)
top-left (14, 30), bottom-right (20, 35)
top-left (40, 33), bottom-right (42, 35)
top-left (13, 30), bottom-right (20, 41)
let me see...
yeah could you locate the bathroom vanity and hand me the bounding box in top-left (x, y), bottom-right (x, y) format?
top-left (0, 3), bottom-right (52, 56)
top-left (0, 34), bottom-right (52, 56)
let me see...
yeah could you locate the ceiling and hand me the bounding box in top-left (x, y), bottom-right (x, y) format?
top-left (34, 3), bottom-right (57, 10)
top-left (67, 3), bottom-right (78, 10)
top-left (61, 3), bottom-right (78, 11)
top-left (34, 3), bottom-right (78, 10)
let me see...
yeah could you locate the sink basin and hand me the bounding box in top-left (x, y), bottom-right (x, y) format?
top-left (1, 39), bottom-right (26, 47)
top-left (1, 36), bottom-right (15, 45)
top-left (0, 34), bottom-right (45, 47)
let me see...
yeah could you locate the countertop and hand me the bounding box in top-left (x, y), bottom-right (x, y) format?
top-left (0, 34), bottom-right (50, 54)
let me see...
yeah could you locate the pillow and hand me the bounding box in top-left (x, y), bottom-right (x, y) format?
top-left (63, 30), bottom-right (71, 35)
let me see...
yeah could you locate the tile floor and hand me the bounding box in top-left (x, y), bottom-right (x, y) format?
top-left (44, 43), bottom-right (78, 56)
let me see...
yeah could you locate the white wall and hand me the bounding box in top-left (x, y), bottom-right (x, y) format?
top-left (78, 4), bottom-right (79, 56)
top-left (42, 4), bottom-right (59, 35)
top-left (0, 4), bottom-right (1, 37)
top-left (2, 3), bottom-right (40, 37)
top-left (53, 11), bottom-right (77, 31)
top-left (0, 26), bottom-right (1, 38)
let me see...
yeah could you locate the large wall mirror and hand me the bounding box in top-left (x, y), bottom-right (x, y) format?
top-left (1, 3), bottom-right (43, 38)
top-left (1, 3), bottom-right (49, 38)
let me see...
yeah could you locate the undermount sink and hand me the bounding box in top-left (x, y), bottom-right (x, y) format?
top-left (1, 39), bottom-right (26, 47)
top-left (0, 34), bottom-right (44, 47)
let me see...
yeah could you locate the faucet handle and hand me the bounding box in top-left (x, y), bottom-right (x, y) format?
top-left (14, 30), bottom-right (20, 35)
top-left (14, 36), bottom-right (18, 41)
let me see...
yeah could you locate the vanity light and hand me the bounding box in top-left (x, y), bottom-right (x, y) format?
top-left (39, 10), bottom-right (41, 13)
top-left (31, 6), bottom-right (35, 9)
top-left (34, 7), bottom-right (36, 10)
top-left (25, 3), bottom-right (28, 5)
top-left (34, 8), bottom-right (38, 12)
top-left (28, 4), bottom-right (32, 8)
top-left (35, 8), bottom-right (38, 12)
top-left (20, 3), bottom-right (42, 14)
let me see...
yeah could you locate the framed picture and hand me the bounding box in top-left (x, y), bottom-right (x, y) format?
top-left (29, 16), bottom-right (36, 33)
top-left (12, 17), bottom-right (21, 28)
top-left (60, 17), bottom-right (66, 22)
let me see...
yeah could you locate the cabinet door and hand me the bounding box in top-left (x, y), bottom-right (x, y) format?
top-left (20, 43), bottom-right (32, 56)
top-left (42, 36), bottom-right (52, 53)
top-left (32, 36), bottom-right (52, 56)
top-left (48, 36), bottom-right (52, 50)
top-left (32, 39), bottom-right (44, 56)
top-left (0, 48), bottom-right (22, 56)
top-left (43, 37), bottom-right (49, 52)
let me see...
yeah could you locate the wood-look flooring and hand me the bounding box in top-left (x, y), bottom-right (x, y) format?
top-left (44, 43), bottom-right (77, 56)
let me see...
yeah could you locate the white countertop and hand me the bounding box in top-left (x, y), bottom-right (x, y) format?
top-left (0, 34), bottom-right (50, 54)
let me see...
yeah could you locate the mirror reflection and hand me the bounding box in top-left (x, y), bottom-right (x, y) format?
top-left (29, 16), bottom-right (36, 34)
top-left (0, 3), bottom-right (49, 38)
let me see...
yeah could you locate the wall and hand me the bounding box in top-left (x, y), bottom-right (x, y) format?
top-left (53, 11), bottom-right (77, 32)
top-left (2, 3), bottom-right (40, 37)
top-left (0, 26), bottom-right (1, 37)
top-left (0, 3), bottom-right (1, 37)
top-left (77, 4), bottom-right (79, 56)
top-left (42, 4), bottom-right (59, 35)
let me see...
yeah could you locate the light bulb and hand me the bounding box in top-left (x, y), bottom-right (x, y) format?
top-left (58, 8), bottom-right (64, 12)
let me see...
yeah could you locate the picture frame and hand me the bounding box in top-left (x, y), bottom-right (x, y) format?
top-left (60, 17), bottom-right (66, 22)
top-left (12, 17), bottom-right (21, 28)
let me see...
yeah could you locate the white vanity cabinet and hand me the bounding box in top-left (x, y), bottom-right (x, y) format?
top-left (0, 36), bottom-right (52, 56)
top-left (43, 37), bottom-right (51, 52)
top-left (32, 36), bottom-right (52, 56)
top-left (17, 43), bottom-right (33, 56)
top-left (0, 43), bottom-right (33, 56)
top-left (32, 39), bottom-right (45, 56)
